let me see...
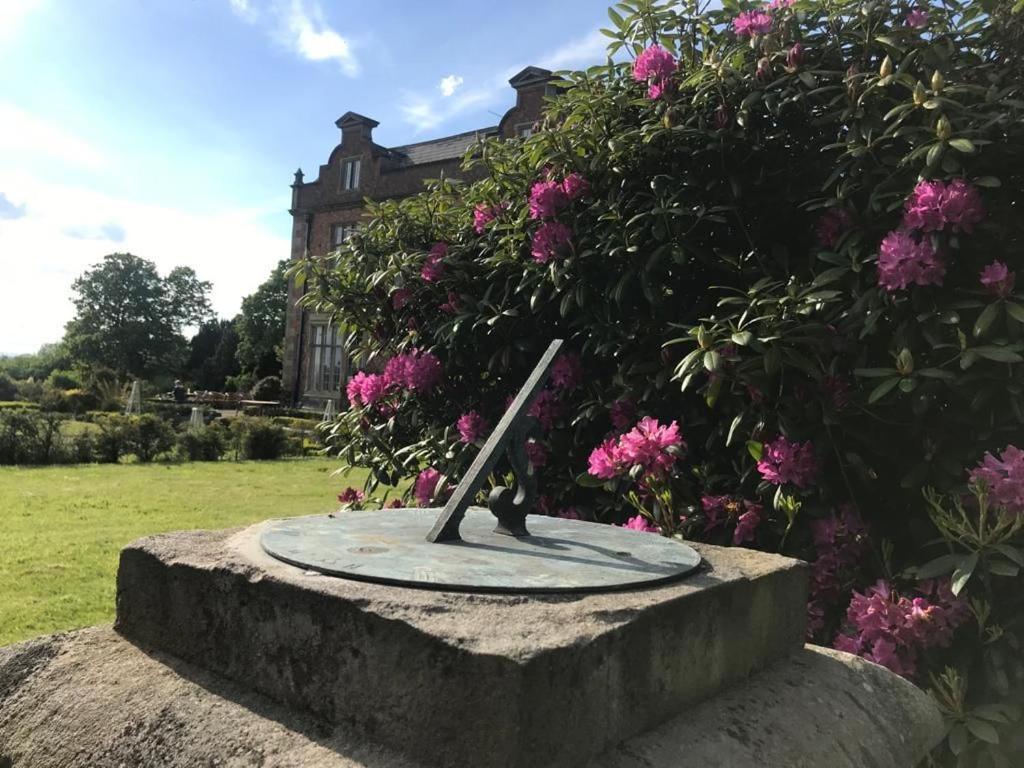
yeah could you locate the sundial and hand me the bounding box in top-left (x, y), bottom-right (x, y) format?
top-left (261, 340), bottom-right (701, 593)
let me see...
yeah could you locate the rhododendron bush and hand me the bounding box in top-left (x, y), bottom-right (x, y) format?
top-left (300, 1), bottom-right (1024, 763)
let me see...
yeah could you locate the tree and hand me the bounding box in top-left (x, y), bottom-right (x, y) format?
top-left (186, 319), bottom-right (240, 391)
top-left (64, 253), bottom-right (212, 378)
top-left (235, 259), bottom-right (287, 378)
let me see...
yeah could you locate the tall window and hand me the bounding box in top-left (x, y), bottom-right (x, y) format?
top-left (342, 158), bottom-right (361, 190)
top-left (331, 223), bottom-right (358, 248)
top-left (308, 323), bottom-right (346, 393)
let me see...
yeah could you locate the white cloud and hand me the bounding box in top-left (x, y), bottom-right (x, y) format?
top-left (0, 103), bottom-right (106, 170)
top-left (228, 0), bottom-right (358, 76)
top-left (438, 74), bottom-right (464, 98)
top-left (0, 172), bottom-right (288, 355)
top-left (536, 29), bottom-right (610, 72)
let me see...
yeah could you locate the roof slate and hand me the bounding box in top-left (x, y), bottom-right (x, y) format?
top-left (385, 126), bottom-right (498, 167)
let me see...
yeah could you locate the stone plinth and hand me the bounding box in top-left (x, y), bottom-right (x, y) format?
top-left (0, 627), bottom-right (944, 768)
top-left (114, 521), bottom-right (808, 768)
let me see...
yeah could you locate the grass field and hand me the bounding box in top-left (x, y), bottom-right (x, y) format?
top-left (0, 458), bottom-right (382, 646)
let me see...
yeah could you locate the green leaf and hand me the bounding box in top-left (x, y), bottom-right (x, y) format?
top-left (1005, 303), bottom-right (1024, 323)
top-left (915, 553), bottom-right (963, 579)
top-left (575, 472), bottom-right (607, 488)
top-left (987, 558), bottom-right (1020, 578)
top-left (973, 346), bottom-right (1024, 363)
top-left (949, 138), bottom-right (976, 154)
top-left (974, 303), bottom-right (1001, 338)
top-left (948, 724), bottom-right (968, 756)
top-left (966, 718), bottom-right (1000, 745)
top-left (868, 377), bottom-right (901, 404)
top-left (951, 552), bottom-right (979, 595)
top-left (974, 176), bottom-right (1001, 188)
top-left (854, 367), bottom-right (899, 378)
top-left (704, 350), bottom-right (721, 371)
top-left (992, 544), bottom-right (1024, 567)
top-left (727, 414), bottom-right (743, 446)
top-left (746, 440), bottom-right (763, 461)
top-left (731, 331), bottom-right (753, 346)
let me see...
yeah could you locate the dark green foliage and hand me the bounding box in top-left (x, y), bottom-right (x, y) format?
top-left (176, 424), bottom-right (227, 461)
top-left (229, 416), bottom-right (288, 460)
top-left (63, 253), bottom-right (212, 378)
top-left (0, 344), bottom-right (70, 382)
top-left (92, 414), bottom-right (133, 464)
top-left (0, 372), bottom-right (16, 401)
top-left (0, 410), bottom-right (65, 465)
top-left (45, 370), bottom-right (82, 390)
top-left (235, 260), bottom-right (287, 378)
top-left (125, 414), bottom-right (176, 462)
top-left (186, 319), bottom-right (241, 391)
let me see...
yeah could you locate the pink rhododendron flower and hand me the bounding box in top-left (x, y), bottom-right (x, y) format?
top-left (809, 506), bottom-right (869, 607)
top-left (877, 230), bottom-right (945, 291)
top-left (337, 487), bottom-right (364, 504)
top-left (561, 173), bottom-right (589, 201)
top-left (733, 502), bottom-right (763, 545)
top-left (815, 207), bottom-right (854, 248)
top-left (905, 8), bottom-right (929, 28)
top-left (969, 445), bottom-right (1024, 514)
top-left (980, 261), bottom-right (1015, 298)
top-left (767, 0), bottom-right (795, 8)
top-left (557, 507), bottom-right (584, 520)
top-left (525, 440), bottom-right (548, 468)
top-left (346, 371), bottom-right (388, 408)
top-left (550, 353), bottom-right (583, 390)
top-left (621, 514), bottom-right (660, 533)
top-left (903, 179), bottom-right (985, 233)
top-left (588, 437), bottom-right (622, 480)
top-left (473, 203), bottom-right (503, 234)
top-left (833, 579), bottom-right (968, 678)
top-left (940, 179), bottom-right (985, 233)
top-left (733, 9), bottom-right (772, 37)
top-left (618, 417), bottom-right (684, 478)
top-left (440, 291), bottom-right (459, 314)
top-left (528, 388), bottom-right (563, 430)
top-left (383, 349), bottom-right (443, 393)
top-left (391, 288), bottom-right (412, 310)
top-left (632, 45), bottom-right (676, 99)
top-left (386, 498), bottom-right (404, 509)
top-left (414, 468), bottom-right (445, 506)
top-left (528, 180), bottom-right (568, 220)
top-left (785, 42), bottom-right (804, 69)
top-left (757, 436), bottom-right (818, 487)
top-left (421, 242), bottom-right (447, 282)
top-left (456, 410), bottom-right (489, 444)
top-left (609, 398), bottom-right (636, 431)
top-left (530, 221), bottom-right (572, 264)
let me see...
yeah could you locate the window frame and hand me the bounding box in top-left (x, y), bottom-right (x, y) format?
top-left (341, 157), bottom-right (362, 191)
top-left (305, 318), bottom-right (348, 394)
top-left (330, 223), bottom-right (358, 248)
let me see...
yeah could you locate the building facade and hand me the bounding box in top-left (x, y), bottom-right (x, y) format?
top-left (282, 67), bottom-right (553, 408)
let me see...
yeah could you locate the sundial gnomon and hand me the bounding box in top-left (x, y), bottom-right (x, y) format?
top-left (261, 340), bottom-right (701, 593)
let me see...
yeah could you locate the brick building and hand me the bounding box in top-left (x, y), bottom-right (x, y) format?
top-left (281, 66), bottom-right (554, 408)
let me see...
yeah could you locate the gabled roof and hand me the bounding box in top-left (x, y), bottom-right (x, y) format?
top-left (335, 111), bottom-right (380, 129)
top-left (385, 126), bottom-right (498, 167)
top-left (508, 66), bottom-right (553, 89)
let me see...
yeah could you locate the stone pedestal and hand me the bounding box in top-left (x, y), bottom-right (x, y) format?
top-left (114, 521), bottom-right (807, 768)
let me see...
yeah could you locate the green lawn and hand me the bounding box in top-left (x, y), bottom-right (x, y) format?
top-left (0, 458), bottom-right (378, 646)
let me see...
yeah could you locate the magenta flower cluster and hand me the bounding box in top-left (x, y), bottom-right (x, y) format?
top-left (588, 417), bottom-right (684, 481)
top-left (733, 10), bottom-right (773, 38)
top-left (815, 207), bottom-right (853, 249)
top-left (833, 580), bottom-right (969, 678)
top-left (421, 242), bottom-right (447, 282)
top-left (531, 221), bottom-right (572, 264)
top-left (621, 514), bottom-right (660, 533)
top-left (527, 389), bottom-right (564, 430)
top-left (631, 44), bottom-right (677, 100)
top-left (472, 202), bottom-right (504, 234)
top-left (806, 507), bottom-right (869, 637)
top-left (905, 8), bottom-right (929, 28)
top-left (903, 179), bottom-right (985, 234)
top-left (528, 173), bottom-right (588, 220)
top-left (980, 261), bottom-right (1016, 298)
top-left (756, 436), bottom-right (818, 488)
top-left (456, 410), bottom-right (489, 444)
top-left (346, 349), bottom-right (443, 408)
top-left (969, 444), bottom-right (1024, 514)
top-left (877, 230), bottom-right (944, 291)
top-left (337, 487), bottom-right (365, 505)
top-left (701, 495), bottom-right (764, 545)
top-left (550, 353), bottom-right (583, 390)
top-left (414, 467), bottom-right (446, 506)
top-left (609, 398), bottom-right (636, 431)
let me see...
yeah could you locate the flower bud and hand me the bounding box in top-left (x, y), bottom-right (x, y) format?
top-left (936, 115), bottom-right (952, 141)
top-left (896, 348), bottom-right (914, 376)
top-left (931, 70), bottom-right (944, 92)
top-left (879, 55), bottom-right (893, 79)
top-left (786, 43), bottom-right (804, 70)
top-left (756, 57), bottom-right (771, 80)
top-left (713, 104), bottom-right (731, 130)
top-left (913, 81), bottom-right (927, 106)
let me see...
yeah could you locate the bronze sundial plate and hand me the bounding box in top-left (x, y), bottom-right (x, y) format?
top-left (260, 508), bottom-right (702, 594)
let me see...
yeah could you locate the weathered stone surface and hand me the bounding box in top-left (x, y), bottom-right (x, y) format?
top-left (0, 628), bottom-right (943, 768)
top-left (114, 522), bottom-right (808, 768)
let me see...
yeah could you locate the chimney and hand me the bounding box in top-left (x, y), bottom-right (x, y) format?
top-left (335, 112), bottom-right (380, 146)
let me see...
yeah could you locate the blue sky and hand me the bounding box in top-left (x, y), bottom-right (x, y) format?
top-left (0, 0), bottom-right (612, 354)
